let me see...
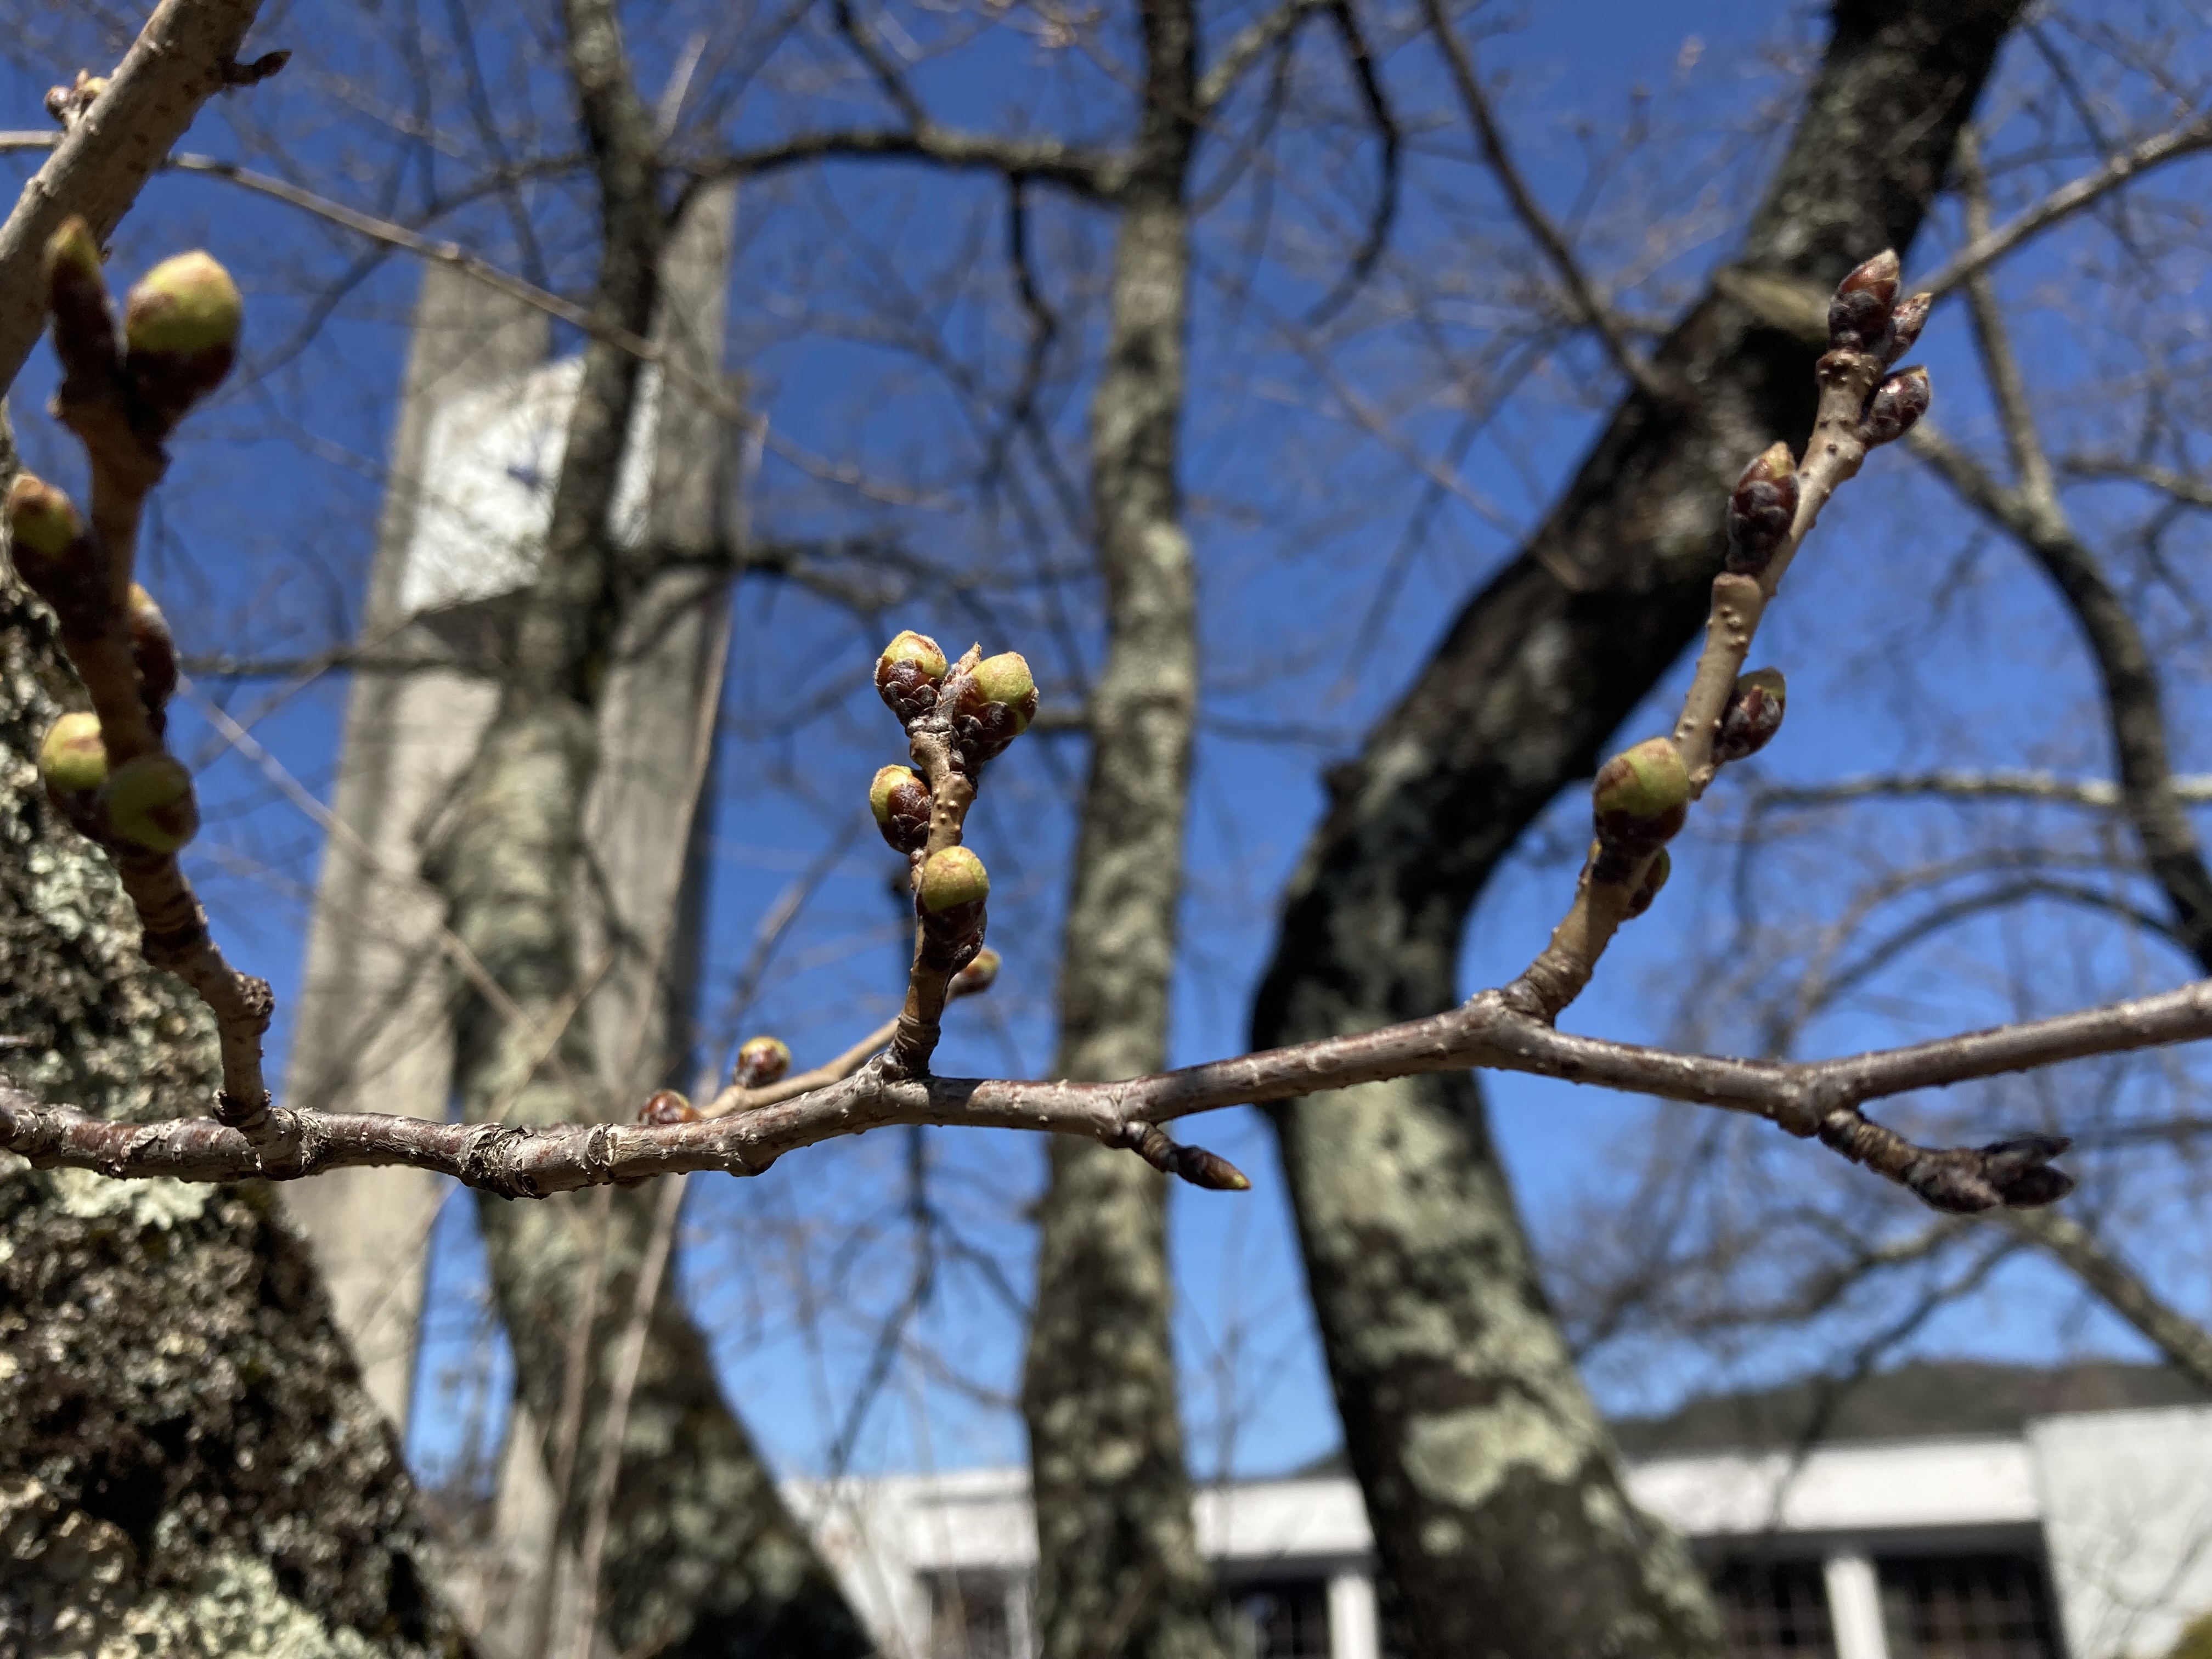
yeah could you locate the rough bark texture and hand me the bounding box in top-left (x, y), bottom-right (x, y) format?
top-left (1247, 4), bottom-right (2024, 1656)
top-left (0, 559), bottom-right (464, 1653)
top-left (1018, 1), bottom-right (1219, 1654)
top-left (426, 4), bottom-right (872, 1654)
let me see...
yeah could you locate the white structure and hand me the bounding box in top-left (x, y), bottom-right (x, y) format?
top-left (788, 1405), bottom-right (2212, 1659)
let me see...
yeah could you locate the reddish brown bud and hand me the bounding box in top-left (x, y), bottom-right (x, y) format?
top-left (869, 764), bottom-right (932, 855)
top-left (950, 946), bottom-right (1000, 997)
top-left (949, 650), bottom-right (1040, 770)
top-left (637, 1088), bottom-right (699, 1126)
top-left (127, 584), bottom-right (178, 716)
top-left (1883, 292), bottom-right (1933, 364)
top-left (1724, 443), bottom-right (1799, 576)
top-left (875, 630), bottom-right (949, 722)
top-left (104, 753), bottom-right (197, 854)
top-left (1860, 366), bottom-right (1931, 446)
top-left (733, 1035), bottom-right (792, 1089)
top-left (38, 712), bottom-right (107, 795)
top-left (1623, 847), bottom-right (1672, 920)
top-left (1714, 667), bottom-right (1787, 765)
top-left (918, 845), bottom-right (989, 914)
top-left (1828, 249), bottom-right (1900, 353)
top-left (123, 251), bottom-right (242, 432)
top-left (45, 217), bottom-right (117, 392)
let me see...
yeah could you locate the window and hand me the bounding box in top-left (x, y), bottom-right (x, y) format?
top-left (1220, 1578), bottom-right (1332, 1659)
top-left (1710, 1559), bottom-right (1838, 1659)
top-left (930, 1571), bottom-right (1019, 1659)
top-left (1878, 1553), bottom-right (2060, 1659)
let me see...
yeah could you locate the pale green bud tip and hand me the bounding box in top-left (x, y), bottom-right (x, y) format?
top-left (1746, 441), bottom-right (1794, 484)
top-left (1593, 738), bottom-right (1690, 820)
top-left (125, 251), bottom-right (242, 356)
top-left (7, 473), bottom-right (83, 559)
top-left (105, 754), bottom-right (197, 853)
top-left (918, 845), bottom-right (989, 913)
top-left (880, 629), bottom-right (947, 680)
top-left (952, 947), bottom-right (1001, 994)
top-left (38, 713), bottom-right (106, 793)
top-left (972, 651), bottom-right (1034, 708)
top-left (46, 217), bottom-right (101, 283)
top-left (1735, 667), bottom-right (1786, 706)
top-left (870, 764), bottom-right (921, 826)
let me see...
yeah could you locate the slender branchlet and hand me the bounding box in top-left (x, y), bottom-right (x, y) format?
top-left (6, 217), bottom-right (275, 1144)
top-left (1504, 251), bottom-right (1942, 1032)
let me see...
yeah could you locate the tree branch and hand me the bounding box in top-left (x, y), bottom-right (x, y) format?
top-left (1752, 769), bottom-right (2212, 814)
top-left (2005, 1207), bottom-right (2212, 1391)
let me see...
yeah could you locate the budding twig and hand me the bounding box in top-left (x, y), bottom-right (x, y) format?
top-left (6, 219), bottom-right (276, 1144)
top-left (1505, 251), bottom-right (1934, 1023)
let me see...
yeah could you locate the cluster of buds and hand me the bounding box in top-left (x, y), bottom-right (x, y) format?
top-left (872, 629), bottom-right (1039, 776)
top-left (1589, 737), bottom-right (1691, 890)
top-left (33, 709), bottom-right (200, 855)
top-left (49, 218), bottom-right (242, 448)
top-left (1827, 250), bottom-right (1932, 448)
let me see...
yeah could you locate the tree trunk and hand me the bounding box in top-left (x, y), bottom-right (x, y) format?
top-left (0, 546), bottom-right (465, 1653)
top-left (1247, 3), bottom-right (2023, 1655)
top-left (427, 4), bottom-right (873, 1654)
top-left (1018, 1), bottom-right (1220, 1655)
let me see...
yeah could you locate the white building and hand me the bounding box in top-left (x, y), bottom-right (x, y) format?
top-left (787, 1403), bottom-right (2212, 1659)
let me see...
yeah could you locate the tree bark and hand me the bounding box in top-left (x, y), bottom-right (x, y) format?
top-left (1247, 3), bottom-right (2023, 1655)
top-left (425, 3), bottom-right (872, 1654)
top-left (0, 543), bottom-right (464, 1652)
top-left (1018, 1), bottom-right (1220, 1655)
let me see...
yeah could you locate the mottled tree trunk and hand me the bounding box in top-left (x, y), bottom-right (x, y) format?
top-left (426, 3), bottom-right (872, 1654)
top-left (1247, 4), bottom-right (2024, 1655)
top-left (0, 547), bottom-right (464, 1652)
top-left (1018, 1), bottom-right (1220, 1655)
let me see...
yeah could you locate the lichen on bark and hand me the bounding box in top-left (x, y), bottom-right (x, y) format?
top-left (0, 550), bottom-right (466, 1656)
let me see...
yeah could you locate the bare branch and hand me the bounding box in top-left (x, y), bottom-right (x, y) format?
top-left (1417, 0), bottom-right (1667, 402)
top-left (701, 127), bottom-right (1120, 200)
top-left (2005, 1207), bottom-right (2212, 1391)
top-left (1753, 769), bottom-right (2212, 813)
top-left (1197, 0), bottom-right (1331, 115)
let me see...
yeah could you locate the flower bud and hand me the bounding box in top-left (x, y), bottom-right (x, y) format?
top-left (950, 946), bottom-right (1000, 997)
top-left (1623, 847), bottom-right (1671, 921)
top-left (875, 629), bottom-right (949, 722)
top-left (950, 650), bottom-right (1040, 769)
top-left (127, 584), bottom-right (178, 713)
top-left (104, 753), bottom-right (198, 854)
top-left (1883, 292), bottom-right (1933, 365)
top-left (637, 1088), bottom-right (699, 1126)
top-left (123, 251), bottom-right (242, 430)
top-left (44, 217), bottom-right (116, 389)
top-left (1724, 443), bottom-right (1799, 577)
top-left (1714, 667), bottom-right (1787, 765)
top-left (1592, 738), bottom-right (1690, 854)
top-left (1827, 249), bottom-right (1899, 353)
top-left (38, 712), bottom-right (107, 795)
top-left (869, 764), bottom-right (932, 855)
top-left (1860, 366), bottom-right (1931, 446)
top-left (918, 845), bottom-right (989, 914)
top-left (733, 1035), bottom-right (792, 1090)
top-left (6, 473), bottom-right (86, 563)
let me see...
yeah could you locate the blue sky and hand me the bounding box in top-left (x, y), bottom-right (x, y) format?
top-left (6, 0), bottom-right (2210, 1491)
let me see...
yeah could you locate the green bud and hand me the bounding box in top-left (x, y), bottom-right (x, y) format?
top-left (1593, 738), bottom-right (1690, 827)
top-left (951, 650), bottom-right (1040, 768)
top-left (104, 753), bottom-right (198, 854)
top-left (38, 712), bottom-right (107, 794)
top-left (125, 251), bottom-right (242, 357)
top-left (734, 1035), bottom-right (792, 1089)
top-left (7, 473), bottom-right (84, 562)
top-left (918, 845), bottom-right (989, 914)
top-left (128, 584), bottom-right (178, 712)
top-left (970, 653), bottom-right (1035, 726)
